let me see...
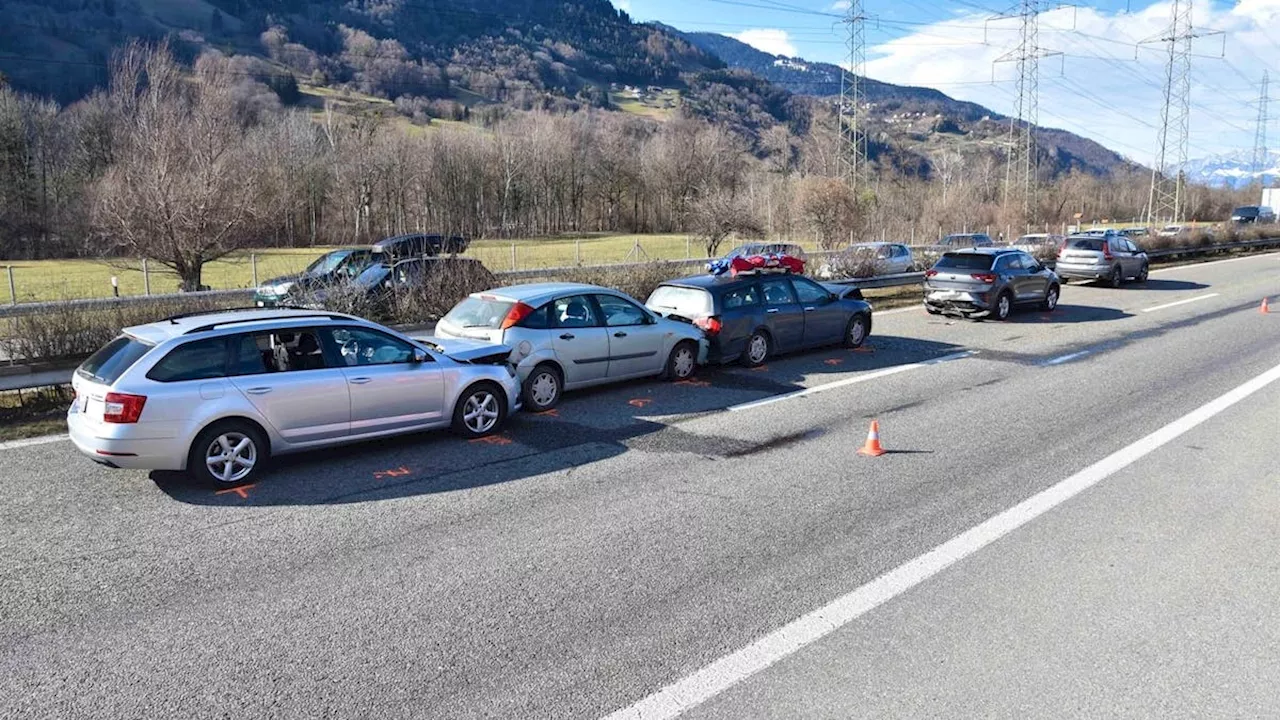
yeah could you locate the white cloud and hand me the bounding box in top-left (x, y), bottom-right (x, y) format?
top-left (829, 0), bottom-right (850, 10)
top-left (860, 0), bottom-right (1274, 165)
top-left (730, 29), bottom-right (799, 58)
top-left (612, 0), bottom-right (632, 13)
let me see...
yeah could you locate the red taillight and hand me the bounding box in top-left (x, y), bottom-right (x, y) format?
top-left (1102, 242), bottom-right (1113, 260)
top-left (499, 301), bottom-right (535, 330)
top-left (694, 315), bottom-right (723, 336)
top-left (924, 269), bottom-right (939, 278)
top-left (103, 392), bottom-right (146, 424)
top-left (971, 272), bottom-right (998, 284)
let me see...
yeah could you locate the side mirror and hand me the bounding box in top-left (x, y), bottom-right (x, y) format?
top-left (412, 348), bottom-right (429, 364)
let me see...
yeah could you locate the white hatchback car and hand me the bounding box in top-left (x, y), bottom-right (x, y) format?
top-left (435, 283), bottom-right (707, 412)
top-left (69, 308), bottom-right (520, 487)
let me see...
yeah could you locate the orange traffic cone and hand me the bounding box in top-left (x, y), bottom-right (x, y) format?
top-left (1262, 297), bottom-right (1271, 314)
top-left (858, 420), bottom-right (886, 457)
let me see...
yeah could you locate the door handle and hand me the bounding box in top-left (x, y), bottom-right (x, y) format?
top-left (559, 333), bottom-right (575, 340)
top-left (245, 387), bottom-right (272, 395)
top-left (349, 377), bottom-right (372, 385)
top-left (803, 306), bottom-right (815, 312)
top-left (613, 331), bottom-right (628, 338)
top-left (766, 308), bottom-right (779, 314)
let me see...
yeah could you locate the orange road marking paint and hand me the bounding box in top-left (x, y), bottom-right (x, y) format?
top-left (750, 365), bottom-right (769, 372)
top-left (374, 467), bottom-right (411, 480)
top-left (629, 398), bottom-right (653, 408)
top-left (470, 434), bottom-right (513, 445)
top-left (824, 358), bottom-right (843, 366)
top-left (214, 484), bottom-right (256, 499)
top-left (535, 408), bottom-right (560, 417)
top-left (675, 379), bottom-right (711, 387)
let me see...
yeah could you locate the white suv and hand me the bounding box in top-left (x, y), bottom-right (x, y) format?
top-left (69, 308), bottom-right (520, 487)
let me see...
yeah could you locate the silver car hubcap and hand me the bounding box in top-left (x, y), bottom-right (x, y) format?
top-left (206, 432), bottom-right (256, 484)
top-left (464, 391), bottom-right (500, 433)
top-left (749, 335), bottom-right (768, 363)
top-left (1047, 290), bottom-right (1058, 309)
top-left (999, 297), bottom-right (1010, 317)
top-left (673, 348), bottom-right (695, 378)
top-left (530, 372), bottom-right (558, 407)
top-left (849, 319), bottom-right (866, 344)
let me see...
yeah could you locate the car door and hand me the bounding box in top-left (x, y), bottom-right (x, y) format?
top-left (594, 293), bottom-right (666, 379)
top-left (791, 276), bottom-right (846, 347)
top-left (1018, 252), bottom-right (1050, 300)
top-left (226, 329), bottom-right (351, 444)
top-left (323, 326), bottom-right (445, 435)
top-left (550, 294), bottom-right (610, 386)
top-left (758, 276), bottom-right (804, 352)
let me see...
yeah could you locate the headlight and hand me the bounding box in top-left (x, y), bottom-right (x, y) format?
top-left (272, 282), bottom-right (294, 296)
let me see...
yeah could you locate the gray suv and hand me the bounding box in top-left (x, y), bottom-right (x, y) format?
top-left (69, 309), bottom-right (521, 487)
top-left (924, 248), bottom-right (1060, 320)
top-left (1055, 232), bottom-right (1148, 286)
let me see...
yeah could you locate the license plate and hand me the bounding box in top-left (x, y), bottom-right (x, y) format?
top-left (76, 394), bottom-right (88, 412)
top-left (930, 291), bottom-right (959, 300)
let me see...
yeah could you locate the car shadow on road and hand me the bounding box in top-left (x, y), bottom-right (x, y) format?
top-left (991, 304), bottom-right (1131, 324)
top-left (1070, 278), bottom-right (1209, 292)
top-left (152, 335), bottom-right (966, 507)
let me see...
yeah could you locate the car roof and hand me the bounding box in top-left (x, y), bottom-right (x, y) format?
top-left (942, 247), bottom-right (1018, 256)
top-left (473, 282), bottom-right (609, 304)
top-left (848, 241), bottom-right (900, 248)
top-left (124, 308), bottom-right (365, 344)
top-left (660, 273), bottom-right (767, 290)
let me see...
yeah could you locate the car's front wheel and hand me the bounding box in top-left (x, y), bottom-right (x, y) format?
top-left (665, 341), bottom-right (698, 380)
top-left (189, 420), bottom-right (267, 488)
top-left (843, 314), bottom-right (869, 348)
top-left (1137, 263), bottom-right (1149, 283)
top-left (522, 364), bottom-right (562, 412)
top-left (453, 383), bottom-right (507, 438)
top-left (1041, 284), bottom-right (1060, 312)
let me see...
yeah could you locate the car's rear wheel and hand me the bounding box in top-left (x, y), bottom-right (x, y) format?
top-left (993, 291), bottom-right (1013, 321)
top-left (453, 382), bottom-right (506, 438)
top-left (1041, 284), bottom-right (1060, 312)
top-left (742, 330), bottom-right (770, 367)
top-left (190, 420), bottom-right (267, 488)
top-left (522, 364), bottom-right (562, 412)
top-left (1109, 265), bottom-right (1123, 288)
top-left (843, 314), bottom-right (869, 348)
top-left (665, 341), bottom-right (698, 380)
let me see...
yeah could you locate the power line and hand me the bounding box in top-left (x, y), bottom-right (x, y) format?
top-left (838, 0), bottom-right (870, 191)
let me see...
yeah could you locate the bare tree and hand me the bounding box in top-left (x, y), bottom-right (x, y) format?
top-left (796, 176), bottom-right (858, 249)
top-left (690, 189), bottom-right (763, 257)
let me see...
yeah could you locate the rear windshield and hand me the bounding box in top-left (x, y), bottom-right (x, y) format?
top-left (1233, 207), bottom-right (1259, 216)
top-left (78, 335), bottom-right (154, 385)
top-left (1066, 238), bottom-right (1106, 251)
top-left (442, 295), bottom-right (516, 329)
top-left (647, 285), bottom-right (714, 318)
top-left (935, 253), bottom-right (994, 270)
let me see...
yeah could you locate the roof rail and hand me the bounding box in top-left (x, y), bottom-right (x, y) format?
top-left (165, 305), bottom-right (310, 324)
top-left (182, 313), bottom-right (350, 335)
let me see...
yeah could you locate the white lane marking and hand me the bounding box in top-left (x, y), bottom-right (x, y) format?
top-left (0, 433), bottom-right (68, 451)
top-left (1140, 293), bottom-right (1220, 313)
top-left (726, 351), bottom-right (975, 413)
top-left (1044, 350), bottom-right (1090, 365)
top-left (1150, 250), bottom-right (1280, 274)
top-left (874, 305), bottom-right (921, 317)
top-left (604, 358), bottom-right (1280, 720)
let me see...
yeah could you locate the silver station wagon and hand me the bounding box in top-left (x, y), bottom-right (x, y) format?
top-left (435, 283), bottom-right (707, 412)
top-left (69, 309), bottom-right (521, 487)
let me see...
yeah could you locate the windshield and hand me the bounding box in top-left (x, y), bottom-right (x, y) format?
top-left (935, 253), bottom-right (994, 270)
top-left (1232, 207), bottom-right (1259, 216)
top-left (353, 264), bottom-right (391, 289)
top-left (647, 285), bottom-right (714, 318)
top-left (442, 296), bottom-right (517, 329)
top-left (304, 250), bottom-right (351, 275)
top-left (78, 335), bottom-right (155, 385)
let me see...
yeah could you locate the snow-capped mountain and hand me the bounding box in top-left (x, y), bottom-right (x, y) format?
top-left (1184, 151), bottom-right (1280, 188)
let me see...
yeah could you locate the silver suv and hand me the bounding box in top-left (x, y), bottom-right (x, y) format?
top-left (1055, 231), bottom-right (1148, 286)
top-left (69, 308), bottom-right (521, 487)
top-left (924, 248), bottom-right (1060, 320)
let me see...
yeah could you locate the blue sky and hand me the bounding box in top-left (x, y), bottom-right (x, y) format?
top-left (615, 0), bottom-right (1280, 166)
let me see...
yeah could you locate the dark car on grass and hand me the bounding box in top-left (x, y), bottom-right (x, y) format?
top-left (1230, 206), bottom-right (1276, 225)
top-left (645, 273), bottom-right (872, 367)
top-left (254, 248), bottom-right (373, 307)
top-left (287, 257), bottom-right (495, 319)
top-left (924, 248), bottom-right (1059, 320)
top-left (371, 233), bottom-right (470, 261)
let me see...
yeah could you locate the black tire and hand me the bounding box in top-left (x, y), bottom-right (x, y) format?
top-left (1041, 284), bottom-right (1060, 312)
top-left (925, 305), bottom-right (943, 315)
top-left (521, 363), bottom-right (562, 412)
top-left (453, 382), bottom-right (507, 439)
top-left (842, 314), bottom-right (870, 348)
top-left (992, 291), bottom-right (1013, 321)
top-left (189, 419), bottom-right (268, 488)
top-left (1109, 265), bottom-right (1123, 288)
top-left (742, 330), bottom-right (770, 367)
top-left (1137, 263), bottom-right (1149, 283)
top-left (665, 341), bottom-right (698, 380)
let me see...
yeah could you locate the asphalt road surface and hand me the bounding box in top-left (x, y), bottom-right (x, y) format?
top-left (3, 252), bottom-right (1279, 718)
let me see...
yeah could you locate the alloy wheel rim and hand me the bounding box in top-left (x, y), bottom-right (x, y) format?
top-left (999, 296), bottom-right (1010, 317)
top-left (673, 348), bottom-right (695, 378)
top-left (749, 335), bottom-right (767, 363)
top-left (1047, 289), bottom-right (1058, 309)
top-left (531, 373), bottom-right (558, 407)
top-left (206, 432), bottom-right (256, 484)
top-left (849, 319), bottom-right (866, 344)
top-left (464, 391), bottom-right (500, 433)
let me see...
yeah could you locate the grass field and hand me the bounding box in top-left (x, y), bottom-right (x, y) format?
top-left (0, 234), bottom-right (730, 303)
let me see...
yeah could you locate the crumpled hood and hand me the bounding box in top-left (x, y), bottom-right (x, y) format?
top-left (412, 335), bottom-right (513, 364)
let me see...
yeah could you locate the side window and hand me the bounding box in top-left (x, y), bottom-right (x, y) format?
top-left (228, 329), bottom-right (330, 375)
top-left (993, 255), bottom-right (1012, 271)
top-left (327, 327), bottom-right (416, 367)
top-left (792, 277), bottom-right (831, 304)
top-left (722, 284), bottom-right (760, 310)
top-left (519, 303), bottom-right (551, 329)
top-left (595, 294), bottom-right (650, 327)
top-left (553, 295), bottom-right (602, 329)
top-left (760, 277), bottom-right (797, 306)
top-left (147, 338), bottom-right (228, 382)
